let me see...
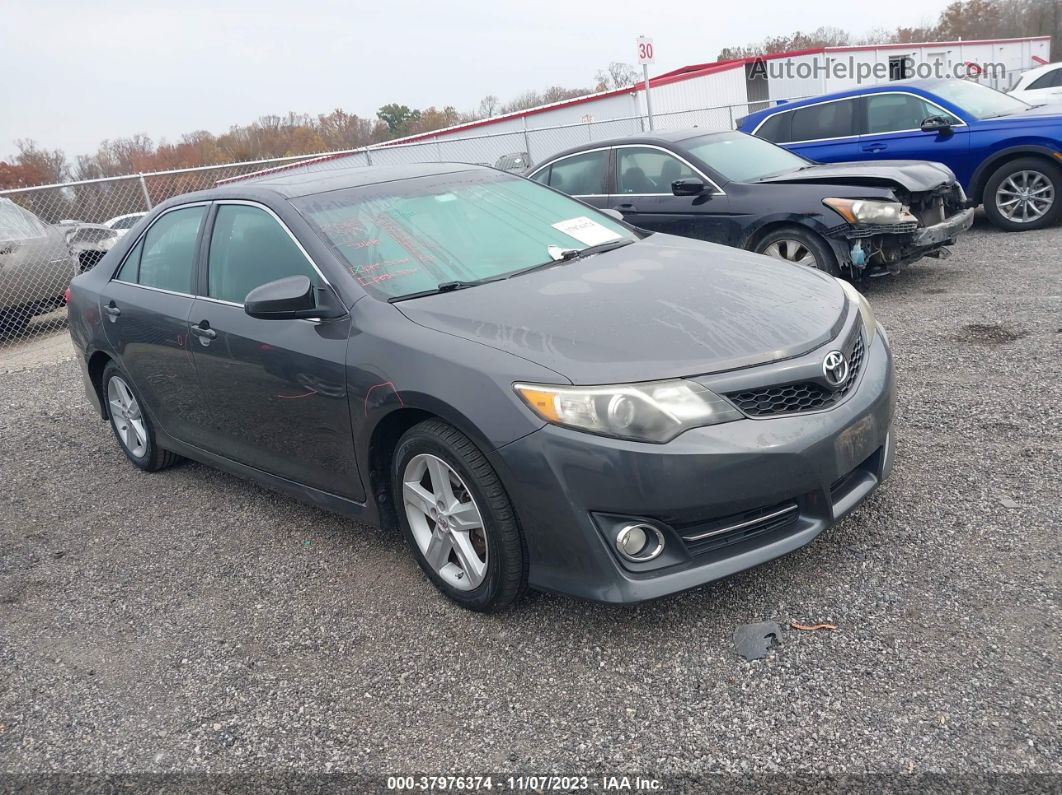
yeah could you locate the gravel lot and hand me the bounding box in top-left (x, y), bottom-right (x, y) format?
top-left (1, 217), bottom-right (1059, 779)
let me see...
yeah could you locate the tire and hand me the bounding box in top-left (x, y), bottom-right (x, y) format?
top-left (982, 157), bottom-right (1062, 232)
top-left (0, 309), bottom-right (30, 337)
top-left (753, 225), bottom-right (840, 276)
top-left (101, 361), bottom-right (182, 472)
top-left (391, 418), bottom-right (527, 612)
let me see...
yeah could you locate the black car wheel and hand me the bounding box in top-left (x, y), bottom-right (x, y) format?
top-left (392, 418), bottom-right (527, 612)
top-left (0, 309), bottom-right (30, 337)
top-left (983, 157), bottom-right (1062, 232)
top-left (753, 226), bottom-right (840, 276)
top-left (102, 361), bottom-right (182, 472)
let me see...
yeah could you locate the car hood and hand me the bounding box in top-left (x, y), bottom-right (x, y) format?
top-left (757, 160), bottom-right (956, 192)
top-left (394, 233), bottom-right (847, 385)
top-left (976, 104), bottom-right (1062, 125)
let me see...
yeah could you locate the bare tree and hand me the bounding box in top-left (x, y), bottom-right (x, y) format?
top-left (477, 95), bottom-right (500, 118)
top-left (594, 62), bottom-right (640, 92)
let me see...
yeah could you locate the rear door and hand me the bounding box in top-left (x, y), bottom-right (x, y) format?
top-left (187, 201), bottom-right (360, 499)
top-left (100, 203), bottom-right (208, 445)
top-left (857, 92), bottom-right (969, 163)
top-left (528, 149), bottom-right (610, 210)
top-left (609, 145), bottom-right (731, 242)
top-left (769, 98), bottom-right (864, 163)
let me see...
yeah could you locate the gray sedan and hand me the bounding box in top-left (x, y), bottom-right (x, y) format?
top-left (68, 164), bottom-right (895, 611)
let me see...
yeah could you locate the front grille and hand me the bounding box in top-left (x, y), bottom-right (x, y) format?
top-left (726, 334), bottom-right (865, 418)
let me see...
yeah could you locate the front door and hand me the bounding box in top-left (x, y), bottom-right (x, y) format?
top-left (857, 92), bottom-right (970, 165)
top-left (610, 146), bottom-right (731, 242)
top-left (187, 202), bottom-right (361, 500)
top-left (101, 204), bottom-right (208, 445)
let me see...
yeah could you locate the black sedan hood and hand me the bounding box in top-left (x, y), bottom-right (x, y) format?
top-left (395, 234), bottom-right (847, 385)
top-left (758, 160), bottom-right (956, 192)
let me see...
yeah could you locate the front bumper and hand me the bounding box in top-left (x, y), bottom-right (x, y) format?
top-left (491, 330), bottom-right (895, 603)
top-left (911, 207), bottom-right (975, 247)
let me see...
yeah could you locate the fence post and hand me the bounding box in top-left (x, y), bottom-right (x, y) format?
top-left (138, 173), bottom-right (153, 210)
top-left (365, 148), bottom-right (373, 166)
top-left (728, 106), bottom-right (735, 130)
top-left (522, 117), bottom-right (532, 160)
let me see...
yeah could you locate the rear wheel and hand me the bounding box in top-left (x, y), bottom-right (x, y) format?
top-left (102, 361), bottom-right (182, 472)
top-left (983, 157), bottom-right (1061, 231)
top-left (391, 419), bottom-right (527, 612)
top-left (753, 226), bottom-right (840, 276)
top-left (0, 308), bottom-right (30, 337)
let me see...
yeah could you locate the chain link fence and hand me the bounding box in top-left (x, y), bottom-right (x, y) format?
top-left (0, 98), bottom-right (777, 352)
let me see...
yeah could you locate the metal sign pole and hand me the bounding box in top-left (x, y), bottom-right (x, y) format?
top-left (643, 63), bottom-right (654, 131)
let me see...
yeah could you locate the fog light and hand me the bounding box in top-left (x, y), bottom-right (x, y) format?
top-left (615, 523), bottom-right (665, 562)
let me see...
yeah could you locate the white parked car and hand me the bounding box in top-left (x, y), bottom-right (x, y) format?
top-left (1009, 62), bottom-right (1062, 106)
top-left (103, 212), bottom-right (146, 237)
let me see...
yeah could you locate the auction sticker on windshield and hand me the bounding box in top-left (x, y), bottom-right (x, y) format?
top-left (552, 216), bottom-right (622, 246)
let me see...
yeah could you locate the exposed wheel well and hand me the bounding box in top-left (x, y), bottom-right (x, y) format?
top-left (87, 351), bottom-right (113, 418)
top-left (973, 152), bottom-right (1061, 202)
top-left (745, 221), bottom-right (818, 251)
top-left (368, 407), bottom-right (436, 530)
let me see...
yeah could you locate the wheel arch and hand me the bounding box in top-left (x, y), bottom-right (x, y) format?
top-left (969, 145), bottom-right (1062, 202)
top-left (87, 349), bottom-right (114, 419)
top-left (363, 395), bottom-right (508, 531)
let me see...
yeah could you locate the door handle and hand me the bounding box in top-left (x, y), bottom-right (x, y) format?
top-left (616, 202), bottom-right (636, 212)
top-left (190, 321), bottom-right (216, 344)
top-left (103, 302), bottom-right (121, 320)
top-left (862, 143), bottom-right (887, 152)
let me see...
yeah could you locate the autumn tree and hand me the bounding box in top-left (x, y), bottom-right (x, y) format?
top-left (594, 62), bottom-right (640, 91)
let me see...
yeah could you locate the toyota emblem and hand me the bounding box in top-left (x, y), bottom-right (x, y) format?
top-left (822, 350), bottom-right (849, 387)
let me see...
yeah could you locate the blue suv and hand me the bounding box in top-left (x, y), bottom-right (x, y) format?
top-left (738, 78), bottom-right (1062, 231)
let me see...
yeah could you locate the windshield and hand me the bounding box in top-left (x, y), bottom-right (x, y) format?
top-left (682, 132), bottom-right (809, 183)
top-left (931, 79), bottom-right (1030, 119)
top-left (293, 169), bottom-right (634, 300)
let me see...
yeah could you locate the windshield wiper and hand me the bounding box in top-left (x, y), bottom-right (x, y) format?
top-left (505, 238), bottom-right (637, 280)
top-left (388, 276), bottom-right (503, 302)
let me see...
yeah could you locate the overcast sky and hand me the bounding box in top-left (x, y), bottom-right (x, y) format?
top-left (2, 0), bottom-right (954, 158)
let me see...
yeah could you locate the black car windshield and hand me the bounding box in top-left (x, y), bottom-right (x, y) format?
top-left (682, 132), bottom-right (810, 183)
top-left (930, 79), bottom-right (1030, 118)
top-left (293, 170), bottom-right (634, 300)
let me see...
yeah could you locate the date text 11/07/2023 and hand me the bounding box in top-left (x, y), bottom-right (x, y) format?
top-left (385, 775), bottom-right (664, 791)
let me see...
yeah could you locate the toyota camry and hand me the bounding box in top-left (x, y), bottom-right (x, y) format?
top-left (68, 163), bottom-right (895, 611)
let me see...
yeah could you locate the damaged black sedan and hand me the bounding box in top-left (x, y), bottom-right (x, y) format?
top-left (528, 129), bottom-right (974, 277)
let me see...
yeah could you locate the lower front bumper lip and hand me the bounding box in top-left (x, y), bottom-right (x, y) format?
top-left (911, 207), bottom-right (975, 247)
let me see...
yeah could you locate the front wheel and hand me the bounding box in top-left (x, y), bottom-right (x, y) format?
top-left (753, 226), bottom-right (840, 276)
top-left (391, 419), bottom-right (527, 612)
top-left (983, 157), bottom-right (1061, 231)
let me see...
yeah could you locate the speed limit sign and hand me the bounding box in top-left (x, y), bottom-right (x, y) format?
top-left (637, 36), bottom-right (655, 65)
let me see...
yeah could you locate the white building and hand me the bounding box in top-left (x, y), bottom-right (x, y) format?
top-left (227, 36), bottom-right (1052, 178)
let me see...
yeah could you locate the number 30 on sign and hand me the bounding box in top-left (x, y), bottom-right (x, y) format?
top-left (637, 36), bottom-right (655, 65)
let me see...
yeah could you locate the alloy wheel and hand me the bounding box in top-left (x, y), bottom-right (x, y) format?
top-left (995, 170), bottom-right (1055, 224)
top-left (762, 239), bottom-right (819, 268)
top-left (402, 453), bottom-right (488, 591)
top-left (107, 375), bottom-right (148, 458)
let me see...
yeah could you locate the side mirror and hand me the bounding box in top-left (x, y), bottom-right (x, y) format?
top-left (244, 275), bottom-right (345, 320)
top-left (672, 178), bottom-right (707, 196)
top-left (920, 115), bottom-right (952, 133)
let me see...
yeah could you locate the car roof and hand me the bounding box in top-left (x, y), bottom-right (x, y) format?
top-left (533, 129), bottom-right (735, 166)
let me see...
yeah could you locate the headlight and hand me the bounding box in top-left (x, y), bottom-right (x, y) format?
top-left (836, 278), bottom-right (877, 344)
top-left (823, 198), bottom-right (917, 225)
top-left (513, 379), bottom-right (743, 443)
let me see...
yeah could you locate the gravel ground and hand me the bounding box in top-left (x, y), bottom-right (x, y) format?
top-left (0, 217), bottom-right (1059, 780)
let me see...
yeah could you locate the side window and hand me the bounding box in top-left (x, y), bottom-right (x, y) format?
top-left (755, 112), bottom-right (789, 143)
top-left (616, 148), bottom-right (698, 194)
top-left (208, 204), bottom-right (319, 304)
top-left (529, 167), bottom-right (550, 185)
top-left (546, 150), bottom-right (607, 195)
top-left (137, 206), bottom-right (205, 293)
top-left (865, 94), bottom-right (959, 134)
top-left (115, 239), bottom-right (143, 282)
top-left (1028, 69), bottom-right (1062, 90)
top-left (789, 100), bottom-right (856, 142)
